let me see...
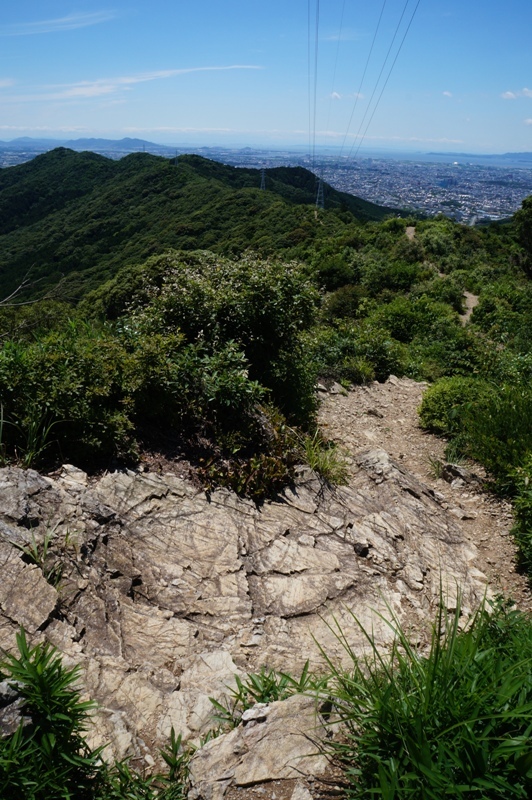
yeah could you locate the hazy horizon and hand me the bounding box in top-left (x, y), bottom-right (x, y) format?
top-left (1, 1), bottom-right (532, 155)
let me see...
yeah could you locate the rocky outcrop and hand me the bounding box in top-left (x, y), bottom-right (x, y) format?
top-left (189, 694), bottom-right (328, 800)
top-left (0, 447), bottom-right (488, 766)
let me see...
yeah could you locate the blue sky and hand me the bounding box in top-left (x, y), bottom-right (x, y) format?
top-left (1, 1), bottom-right (531, 153)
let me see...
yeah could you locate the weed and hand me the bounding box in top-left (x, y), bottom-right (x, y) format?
top-left (427, 454), bottom-right (444, 479)
top-left (12, 528), bottom-right (63, 587)
top-left (0, 631), bottom-right (192, 799)
top-left (317, 597), bottom-right (532, 798)
top-left (299, 429), bottom-right (349, 485)
top-left (210, 662), bottom-right (325, 728)
top-left (0, 628), bottom-right (101, 799)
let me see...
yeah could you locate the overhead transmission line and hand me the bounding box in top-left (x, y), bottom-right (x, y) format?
top-left (308, 0), bottom-right (325, 208)
top-left (308, 0), bottom-right (320, 171)
top-left (325, 0), bottom-right (347, 138)
top-left (339, 0), bottom-right (388, 158)
top-left (347, 0), bottom-right (422, 160)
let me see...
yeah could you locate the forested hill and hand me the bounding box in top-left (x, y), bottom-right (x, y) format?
top-left (0, 148), bottom-right (398, 300)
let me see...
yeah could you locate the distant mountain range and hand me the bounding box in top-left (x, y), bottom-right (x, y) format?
top-left (3, 138), bottom-right (532, 164)
top-left (0, 136), bottom-right (175, 153)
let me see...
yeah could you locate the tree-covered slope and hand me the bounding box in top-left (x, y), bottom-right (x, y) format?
top-left (0, 149), bottom-right (397, 301)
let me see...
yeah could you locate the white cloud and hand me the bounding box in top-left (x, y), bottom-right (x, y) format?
top-left (331, 92), bottom-right (341, 100)
top-left (443, 91), bottom-right (453, 98)
top-left (0, 12), bottom-right (117, 36)
top-left (3, 66), bottom-right (263, 103)
top-left (525, 119), bottom-right (532, 125)
top-left (501, 88), bottom-right (532, 100)
top-left (0, 124), bottom-right (87, 132)
top-left (0, 78), bottom-right (14, 88)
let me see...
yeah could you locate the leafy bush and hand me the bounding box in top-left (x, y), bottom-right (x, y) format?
top-left (419, 376), bottom-right (492, 437)
top-left (321, 284), bottom-right (368, 321)
top-left (369, 296), bottom-right (458, 344)
top-left (360, 258), bottom-right (428, 297)
top-left (0, 630), bottom-right (189, 800)
top-left (411, 274), bottom-right (465, 313)
top-left (0, 629), bottom-right (100, 799)
top-left (97, 250), bottom-right (320, 425)
top-left (463, 384), bottom-right (532, 488)
top-left (0, 326), bottom-right (137, 465)
top-left (0, 324), bottom-right (271, 472)
top-left (321, 599), bottom-right (532, 799)
top-left (512, 454), bottom-right (532, 572)
top-left (420, 377), bottom-right (532, 493)
top-left (305, 321), bottom-right (406, 386)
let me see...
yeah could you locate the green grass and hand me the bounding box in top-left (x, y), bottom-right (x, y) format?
top-left (318, 598), bottom-right (532, 799)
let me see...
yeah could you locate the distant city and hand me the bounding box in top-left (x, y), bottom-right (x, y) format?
top-left (2, 137), bottom-right (532, 225)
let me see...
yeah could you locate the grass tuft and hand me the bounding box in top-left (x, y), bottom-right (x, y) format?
top-left (318, 597), bottom-right (532, 799)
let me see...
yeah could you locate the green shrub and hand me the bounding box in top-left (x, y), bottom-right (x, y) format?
top-left (420, 377), bottom-right (532, 492)
top-left (0, 629), bottom-right (100, 799)
top-left (313, 252), bottom-right (359, 291)
top-left (111, 250), bottom-right (319, 424)
top-left (0, 324), bottom-right (271, 472)
top-left (418, 376), bottom-right (491, 437)
top-left (360, 258), bottom-right (428, 297)
top-left (305, 322), bottom-right (405, 386)
top-left (0, 326), bottom-right (137, 465)
top-left (321, 599), bottom-right (532, 799)
top-left (0, 630), bottom-right (189, 800)
top-left (463, 384), bottom-right (532, 488)
top-left (512, 454), bottom-right (532, 573)
top-left (321, 284), bottom-right (368, 321)
top-left (411, 274), bottom-right (465, 313)
top-left (369, 296), bottom-right (458, 344)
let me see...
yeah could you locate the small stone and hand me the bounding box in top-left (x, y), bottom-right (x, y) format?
top-left (241, 703), bottom-right (269, 724)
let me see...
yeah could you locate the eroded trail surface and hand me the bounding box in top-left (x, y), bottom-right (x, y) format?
top-left (318, 376), bottom-right (532, 611)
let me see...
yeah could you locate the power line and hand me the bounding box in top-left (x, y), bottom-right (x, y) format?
top-left (339, 0), bottom-right (388, 158)
top-left (346, 0), bottom-right (412, 160)
top-left (349, 0), bottom-right (421, 160)
top-left (325, 0), bottom-right (347, 138)
top-left (311, 0), bottom-right (320, 170)
top-left (307, 0), bottom-right (312, 164)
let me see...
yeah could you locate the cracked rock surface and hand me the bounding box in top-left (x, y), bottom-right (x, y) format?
top-left (0, 437), bottom-right (488, 763)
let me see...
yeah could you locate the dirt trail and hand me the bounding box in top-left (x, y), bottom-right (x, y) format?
top-left (406, 226), bottom-right (479, 325)
top-left (318, 377), bottom-right (532, 611)
top-left (460, 290), bottom-right (480, 324)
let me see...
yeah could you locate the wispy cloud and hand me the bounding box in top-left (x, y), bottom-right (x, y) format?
top-left (525, 119), bottom-right (532, 126)
top-left (443, 91), bottom-right (453, 98)
top-left (3, 66), bottom-right (263, 103)
top-left (0, 124), bottom-right (87, 132)
top-left (0, 78), bottom-right (15, 88)
top-left (501, 88), bottom-right (532, 100)
top-left (0, 11), bottom-right (117, 36)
